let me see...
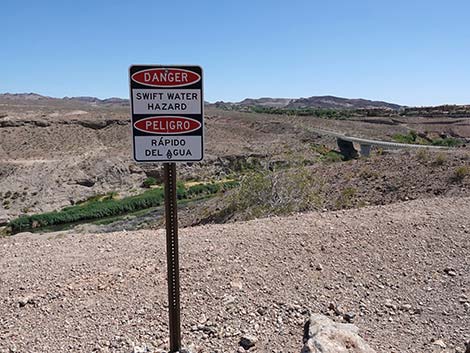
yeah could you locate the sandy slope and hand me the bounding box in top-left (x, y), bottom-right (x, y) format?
top-left (1, 196), bottom-right (469, 353)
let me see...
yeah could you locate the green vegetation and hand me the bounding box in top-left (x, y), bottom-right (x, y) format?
top-left (0, 227), bottom-right (9, 237)
top-left (416, 149), bottom-right (429, 161)
top-left (452, 166), bottom-right (470, 182)
top-left (245, 106), bottom-right (351, 119)
top-left (142, 177), bottom-right (158, 188)
top-left (401, 105), bottom-right (470, 118)
top-left (218, 104), bottom-right (402, 119)
top-left (392, 131), bottom-right (427, 144)
top-left (393, 131), bottom-right (463, 147)
top-left (312, 144), bottom-right (345, 163)
top-left (8, 180), bottom-right (238, 233)
top-left (433, 153), bottom-right (447, 166)
top-left (320, 150), bottom-right (344, 163)
top-left (78, 191), bottom-right (118, 204)
top-left (359, 168), bottom-right (379, 180)
top-left (335, 187), bottom-right (357, 209)
top-left (225, 167), bottom-right (323, 219)
top-left (430, 137), bottom-right (462, 147)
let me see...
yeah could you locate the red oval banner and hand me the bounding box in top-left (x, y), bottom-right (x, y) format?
top-left (131, 68), bottom-right (201, 87)
top-left (134, 116), bottom-right (202, 134)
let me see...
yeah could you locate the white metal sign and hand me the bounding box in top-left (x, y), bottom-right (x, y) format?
top-left (129, 65), bottom-right (204, 162)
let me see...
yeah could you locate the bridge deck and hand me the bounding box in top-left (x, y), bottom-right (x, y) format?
top-left (311, 128), bottom-right (448, 150)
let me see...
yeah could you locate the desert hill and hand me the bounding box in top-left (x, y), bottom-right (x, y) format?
top-left (5, 93), bottom-right (470, 116)
top-left (0, 93), bottom-right (128, 107)
top-left (0, 93), bottom-right (402, 110)
top-left (1, 94), bottom-right (470, 226)
top-left (237, 97), bottom-right (294, 108)
top-left (285, 95), bottom-right (402, 110)
top-left (213, 95), bottom-right (402, 110)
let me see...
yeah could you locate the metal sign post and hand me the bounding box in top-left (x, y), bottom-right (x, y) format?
top-left (129, 65), bottom-right (204, 353)
top-left (164, 162), bottom-right (181, 352)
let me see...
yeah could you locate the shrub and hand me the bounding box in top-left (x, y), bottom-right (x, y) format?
top-left (248, 106), bottom-right (353, 120)
top-left (416, 149), bottom-right (428, 161)
top-left (312, 144), bottom-right (345, 163)
top-left (431, 137), bottom-right (463, 147)
top-left (452, 166), bottom-right (470, 182)
top-left (433, 153), bottom-right (447, 166)
top-left (228, 167), bottom-right (323, 219)
top-left (359, 168), bottom-right (379, 180)
top-left (394, 132), bottom-right (462, 147)
top-left (321, 151), bottom-right (344, 163)
top-left (143, 177), bottom-right (158, 188)
top-left (393, 132), bottom-right (416, 144)
top-left (335, 187), bottom-right (357, 209)
top-left (393, 131), bottom-right (429, 145)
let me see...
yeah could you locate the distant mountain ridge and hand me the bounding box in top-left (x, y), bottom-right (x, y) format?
top-left (2, 93), bottom-right (469, 113)
top-left (0, 93), bottom-right (400, 110)
top-left (286, 95), bottom-right (402, 110)
top-left (237, 97), bottom-right (294, 108)
top-left (0, 93), bottom-right (129, 106)
top-left (224, 95), bottom-right (402, 110)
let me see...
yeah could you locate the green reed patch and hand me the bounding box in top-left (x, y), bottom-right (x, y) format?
top-left (9, 181), bottom-right (238, 233)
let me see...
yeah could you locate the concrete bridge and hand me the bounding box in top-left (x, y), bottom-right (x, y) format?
top-left (311, 128), bottom-right (448, 158)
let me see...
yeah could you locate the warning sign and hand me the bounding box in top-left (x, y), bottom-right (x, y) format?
top-left (129, 65), bottom-right (203, 162)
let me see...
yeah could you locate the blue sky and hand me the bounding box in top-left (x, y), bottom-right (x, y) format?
top-left (1, 0), bottom-right (469, 106)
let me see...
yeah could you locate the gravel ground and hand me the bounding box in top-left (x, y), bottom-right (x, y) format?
top-left (0, 196), bottom-right (469, 353)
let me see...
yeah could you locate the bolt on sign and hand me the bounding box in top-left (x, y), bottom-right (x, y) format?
top-left (129, 65), bottom-right (204, 162)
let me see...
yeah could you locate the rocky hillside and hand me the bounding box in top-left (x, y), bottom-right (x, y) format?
top-left (0, 93), bottom-right (128, 107)
top-left (237, 97), bottom-right (293, 108)
top-left (286, 95), bottom-right (402, 110)
top-left (8, 93), bottom-right (470, 114)
top-left (213, 95), bottom-right (402, 110)
top-left (1, 97), bottom-right (470, 224)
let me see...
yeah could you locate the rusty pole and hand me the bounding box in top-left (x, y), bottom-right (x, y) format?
top-left (163, 162), bottom-right (181, 352)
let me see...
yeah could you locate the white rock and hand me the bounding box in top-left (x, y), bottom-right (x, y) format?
top-left (301, 314), bottom-right (376, 353)
top-left (432, 339), bottom-right (446, 349)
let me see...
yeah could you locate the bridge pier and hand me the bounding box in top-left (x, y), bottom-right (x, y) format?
top-left (360, 144), bottom-right (371, 157)
top-left (337, 138), bottom-right (358, 160)
top-left (337, 138), bottom-right (372, 158)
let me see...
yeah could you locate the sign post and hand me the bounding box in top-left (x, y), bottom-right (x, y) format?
top-left (129, 65), bottom-right (204, 352)
top-left (164, 162), bottom-right (181, 351)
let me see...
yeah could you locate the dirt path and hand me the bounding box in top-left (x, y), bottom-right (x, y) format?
top-left (0, 196), bottom-right (469, 353)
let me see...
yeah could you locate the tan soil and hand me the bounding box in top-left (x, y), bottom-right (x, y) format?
top-left (1, 196), bottom-right (469, 353)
